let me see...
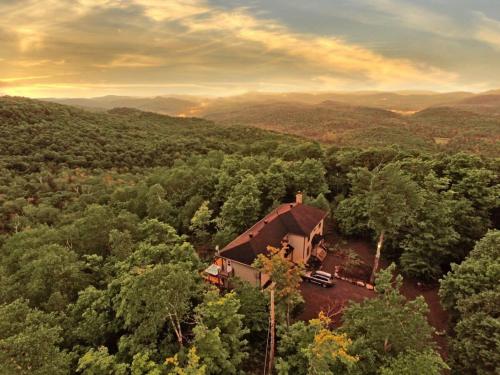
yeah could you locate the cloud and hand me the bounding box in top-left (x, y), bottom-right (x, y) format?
top-left (360, 0), bottom-right (461, 38)
top-left (15, 59), bottom-right (66, 67)
top-left (475, 13), bottom-right (500, 50)
top-left (94, 54), bottom-right (165, 68)
top-left (359, 0), bottom-right (500, 51)
top-left (157, 1), bottom-right (456, 85)
top-left (133, 0), bottom-right (210, 21)
top-left (0, 0), bottom-right (483, 96)
top-left (0, 75), bottom-right (54, 83)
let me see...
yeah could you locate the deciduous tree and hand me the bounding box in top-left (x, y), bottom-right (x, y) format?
top-left (0, 299), bottom-right (71, 375)
top-left (192, 290), bottom-right (249, 374)
top-left (342, 264), bottom-right (439, 374)
top-left (439, 230), bottom-right (500, 374)
top-left (253, 246), bottom-right (303, 326)
top-left (218, 174), bottom-right (262, 234)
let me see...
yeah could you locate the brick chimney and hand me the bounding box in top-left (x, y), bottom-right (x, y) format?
top-left (296, 192), bottom-right (303, 204)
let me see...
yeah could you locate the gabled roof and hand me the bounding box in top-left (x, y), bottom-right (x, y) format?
top-left (219, 203), bottom-right (327, 265)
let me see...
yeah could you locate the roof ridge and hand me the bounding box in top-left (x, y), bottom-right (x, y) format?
top-left (221, 203), bottom-right (293, 252)
top-left (221, 202), bottom-right (325, 254)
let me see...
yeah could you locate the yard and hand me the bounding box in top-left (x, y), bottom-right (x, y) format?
top-left (298, 238), bottom-right (449, 359)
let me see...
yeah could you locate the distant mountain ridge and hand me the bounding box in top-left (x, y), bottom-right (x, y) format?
top-left (0, 96), bottom-right (304, 173)
top-left (40, 90), bottom-right (497, 117)
top-left (42, 95), bottom-right (197, 116)
top-left (27, 90), bottom-right (500, 157)
top-left (440, 94), bottom-right (500, 116)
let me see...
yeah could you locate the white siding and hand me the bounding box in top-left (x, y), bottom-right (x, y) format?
top-left (288, 234), bottom-right (306, 263)
top-left (221, 257), bottom-right (261, 287)
top-left (289, 218), bottom-right (325, 264)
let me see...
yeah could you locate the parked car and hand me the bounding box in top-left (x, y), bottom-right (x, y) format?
top-left (302, 270), bottom-right (334, 288)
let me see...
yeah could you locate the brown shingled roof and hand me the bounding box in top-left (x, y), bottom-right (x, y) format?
top-left (219, 203), bottom-right (327, 265)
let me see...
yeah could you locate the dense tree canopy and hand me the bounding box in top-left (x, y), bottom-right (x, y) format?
top-left (0, 97), bottom-right (498, 373)
top-left (341, 265), bottom-right (446, 375)
top-left (439, 230), bottom-right (500, 375)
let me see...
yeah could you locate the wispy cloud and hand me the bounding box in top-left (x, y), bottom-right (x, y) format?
top-left (360, 0), bottom-right (500, 51)
top-left (94, 54), bottom-right (165, 68)
top-left (0, 75), bottom-right (54, 83)
top-left (475, 13), bottom-right (500, 50)
top-left (2, 0), bottom-right (499, 96)
top-left (360, 0), bottom-right (461, 38)
top-left (144, 1), bottom-right (456, 85)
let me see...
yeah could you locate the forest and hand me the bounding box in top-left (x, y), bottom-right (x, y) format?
top-left (0, 96), bottom-right (499, 374)
top-left (48, 91), bottom-right (500, 157)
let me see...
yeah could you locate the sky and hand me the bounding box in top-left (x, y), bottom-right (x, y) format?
top-left (2, 0), bottom-right (500, 97)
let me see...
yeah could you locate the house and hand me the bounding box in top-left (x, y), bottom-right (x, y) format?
top-left (205, 193), bottom-right (328, 288)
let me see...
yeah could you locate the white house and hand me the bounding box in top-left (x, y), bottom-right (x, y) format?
top-left (206, 193), bottom-right (328, 288)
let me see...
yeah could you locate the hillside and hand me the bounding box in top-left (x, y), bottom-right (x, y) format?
top-left (42, 90), bottom-right (475, 116)
top-left (187, 91), bottom-right (474, 113)
top-left (1, 96), bottom-right (498, 375)
top-left (202, 100), bottom-right (417, 144)
top-left (39, 91), bottom-right (500, 157)
top-left (43, 95), bottom-right (197, 116)
top-left (202, 100), bottom-right (500, 156)
top-left (443, 94), bottom-right (500, 116)
top-left (0, 96), bottom-right (306, 173)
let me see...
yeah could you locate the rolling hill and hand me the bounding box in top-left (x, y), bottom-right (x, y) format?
top-left (443, 94), bottom-right (500, 116)
top-left (43, 95), bottom-right (197, 116)
top-left (42, 90), bottom-right (476, 116)
top-left (33, 91), bottom-right (500, 157)
top-left (0, 96), bottom-right (305, 173)
top-left (201, 100), bottom-right (500, 156)
top-left (201, 100), bottom-right (404, 141)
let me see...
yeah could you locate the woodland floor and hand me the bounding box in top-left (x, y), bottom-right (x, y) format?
top-left (297, 236), bottom-right (449, 359)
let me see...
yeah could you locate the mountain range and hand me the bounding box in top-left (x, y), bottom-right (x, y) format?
top-left (23, 91), bottom-right (500, 157)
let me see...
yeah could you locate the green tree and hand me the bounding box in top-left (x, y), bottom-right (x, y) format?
top-left (1, 244), bottom-right (89, 311)
top-left (130, 351), bottom-right (163, 375)
top-left (66, 204), bottom-right (117, 256)
top-left (232, 279), bottom-right (269, 344)
top-left (379, 349), bottom-right (448, 375)
top-left (276, 320), bottom-right (317, 375)
top-left (189, 201), bottom-right (213, 244)
top-left (109, 229), bottom-right (135, 260)
top-left (257, 160), bottom-right (287, 207)
top-left (337, 163), bottom-right (421, 283)
top-left (192, 290), bottom-right (249, 374)
top-left (129, 222), bottom-right (201, 269)
top-left (165, 347), bottom-right (207, 375)
top-left (399, 174), bottom-right (459, 281)
top-left (218, 174), bottom-right (262, 234)
top-left (253, 246), bottom-right (303, 326)
top-left (64, 286), bottom-right (118, 350)
top-left (276, 313), bottom-right (357, 375)
top-left (138, 219), bottom-right (183, 246)
top-left (439, 230), bottom-right (500, 374)
top-left (305, 193), bottom-right (331, 213)
top-left (290, 158), bottom-right (329, 197)
top-left (115, 263), bottom-right (202, 354)
top-left (146, 184), bottom-right (177, 225)
top-left (342, 264), bottom-right (439, 374)
top-left (77, 346), bottom-right (128, 375)
top-left (0, 299), bottom-right (71, 375)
